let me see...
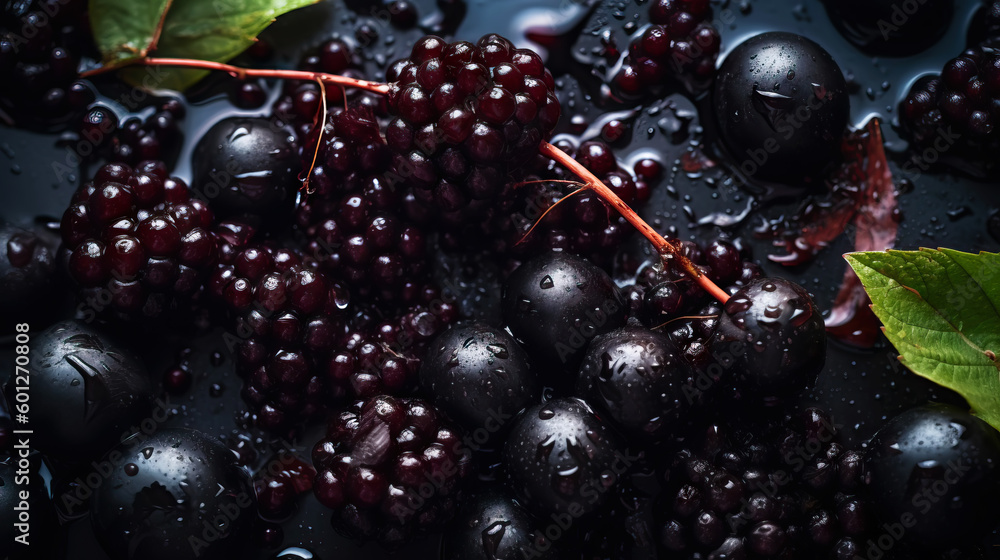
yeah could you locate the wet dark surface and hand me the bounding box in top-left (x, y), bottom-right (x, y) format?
top-left (1, 0), bottom-right (999, 558)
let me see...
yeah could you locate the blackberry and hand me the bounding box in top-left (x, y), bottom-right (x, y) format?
top-left (90, 428), bottom-right (257, 560)
top-left (211, 244), bottom-right (456, 431)
top-left (713, 32), bottom-right (850, 181)
top-left (419, 321), bottom-right (540, 438)
top-left (863, 403), bottom-right (1000, 549)
top-left (899, 47), bottom-right (1000, 175)
top-left (384, 34), bottom-right (561, 225)
top-left (311, 395), bottom-right (472, 543)
top-left (501, 251), bottom-right (627, 375)
top-left (614, 0), bottom-right (721, 96)
top-left (0, 0), bottom-right (93, 127)
top-left (503, 398), bottom-right (626, 518)
top-left (60, 161), bottom-right (220, 319)
top-left (192, 116), bottom-right (300, 226)
top-left (654, 409), bottom-right (874, 557)
top-left (576, 325), bottom-right (704, 440)
top-left (709, 277), bottom-right (826, 402)
top-left (0, 221), bottom-right (59, 330)
top-left (442, 486), bottom-right (559, 560)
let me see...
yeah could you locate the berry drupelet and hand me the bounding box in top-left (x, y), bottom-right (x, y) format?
top-left (312, 394), bottom-right (472, 543)
top-left (615, 0), bottom-right (721, 96)
top-left (383, 34), bottom-right (561, 226)
top-left (60, 161), bottom-right (220, 319)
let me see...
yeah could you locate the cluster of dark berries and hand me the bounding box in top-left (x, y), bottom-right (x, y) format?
top-left (76, 98), bottom-right (185, 168)
top-left (209, 242), bottom-right (456, 431)
top-left (614, 0), bottom-right (721, 96)
top-left (311, 394), bottom-right (472, 543)
top-left (652, 409), bottom-right (873, 558)
top-left (0, 0), bottom-right (92, 127)
top-left (60, 161), bottom-right (220, 319)
top-left (383, 33), bottom-right (561, 226)
top-left (899, 47), bottom-right (1000, 175)
top-left (295, 106), bottom-right (433, 303)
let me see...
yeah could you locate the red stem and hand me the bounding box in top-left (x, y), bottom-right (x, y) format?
top-left (540, 142), bottom-right (730, 304)
top-left (81, 57), bottom-right (391, 95)
top-left (80, 56), bottom-right (727, 303)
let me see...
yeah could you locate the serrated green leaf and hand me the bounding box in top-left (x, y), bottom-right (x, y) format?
top-left (90, 0), bottom-right (320, 91)
top-left (89, 0), bottom-right (172, 64)
top-left (846, 248), bottom-right (1000, 431)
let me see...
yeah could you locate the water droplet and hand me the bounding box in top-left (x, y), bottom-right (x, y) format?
top-left (481, 520), bottom-right (509, 560)
top-left (70, 378), bottom-right (80, 386)
top-left (537, 407), bottom-right (555, 420)
top-left (887, 443), bottom-right (902, 455)
top-left (487, 344), bottom-right (509, 359)
top-left (786, 70), bottom-right (795, 80)
top-left (539, 275), bottom-right (554, 289)
top-left (142, 447), bottom-right (154, 459)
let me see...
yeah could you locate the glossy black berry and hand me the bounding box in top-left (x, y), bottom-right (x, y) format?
top-left (577, 325), bottom-right (703, 439)
top-left (863, 403), bottom-right (1000, 548)
top-left (192, 117), bottom-right (299, 225)
top-left (419, 322), bottom-right (540, 438)
top-left (90, 428), bottom-right (256, 560)
top-left (312, 395), bottom-right (471, 543)
top-left (501, 252), bottom-right (627, 374)
top-left (709, 277), bottom-right (826, 400)
top-left (0, 457), bottom-right (60, 559)
top-left (3, 320), bottom-right (154, 461)
top-left (503, 398), bottom-right (625, 517)
top-left (442, 486), bottom-right (559, 560)
top-left (713, 32), bottom-right (850, 181)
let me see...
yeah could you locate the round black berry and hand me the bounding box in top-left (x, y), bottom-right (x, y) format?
top-left (3, 320), bottom-right (154, 461)
top-left (576, 325), bottom-right (702, 439)
top-left (713, 32), bottom-right (850, 181)
top-left (192, 117), bottom-right (299, 225)
top-left (442, 486), bottom-right (559, 560)
top-left (863, 403), bottom-right (1000, 548)
top-left (709, 277), bottom-right (826, 400)
top-left (504, 398), bottom-right (625, 517)
top-left (419, 321), bottom-right (540, 438)
top-left (90, 427), bottom-right (256, 560)
top-left (0, 222), bottom-right (58, 330)
top-left (501, 252), bottom-right (627, 374)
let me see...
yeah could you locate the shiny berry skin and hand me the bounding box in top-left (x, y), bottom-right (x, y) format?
top-left (863, 403), bottom-right (1000, 548)
top-left (0, 222), bottom-right (58, 329)
top-left (192, 117), bottom-right (299, 225)
top-left (503, 398), bottom-right (625, 517)
top-left (90, 428), bottom-right (256, 560)
top-left (501, 252), bottom-right (627, 374)
top-left (442, 487), bottom-right (558, 560)
top-left (312, 395), bottom-right (471, 543)
top-left (0, 457), bottom-right (60, 560)
top-left (713, 32), bottom-right (850, 181)
top-left (2, 320), bottom-right (154, 461)
top-left (419, 322), bottom-right (540, 437)
top-left (576, 326), bottom-right (703, 439)
top-left (709, 277), bottom-right (826, 400)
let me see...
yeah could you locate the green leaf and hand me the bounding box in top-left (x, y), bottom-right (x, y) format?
top-left (846, 248), bottom-right (1000, 431)
top-left (89, 0), bottom-right (172, 64)
top-left (89, 0), bottom-right (320, 90)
